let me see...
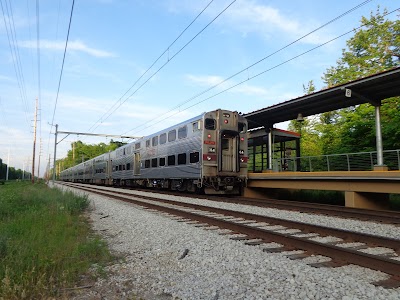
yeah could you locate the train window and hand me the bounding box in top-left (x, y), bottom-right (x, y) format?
top-left (238, 122), bottom-right (247, 133)
top-left (152, 136), bottom-right (158, 146)
top-left (126, 163), bottom-right (131, 170)
top-left (222, 138), bottom-right (230, 151)
top-left (178, 153), bottom-right (186, 165)
top-left (145, 160), bottom-right (150, 168)
top-left (192, 121), bottom-right (201, 132)
top-left (151, 158), bottom-right (157, 168)
top-left (168, 130), bottom-right (176, 142)
top-left (146, 139), bottom-right (150, 148)
top-left (159, 157), bottom-right (166, 166)
top-left (178, 126), bottom-right (187, 139)
top-left (160, 133), bottom-right (167, 144)
top-left (135, 142), bottom-right (140, 150)
top-left (168, 155), bottom-right (175, 166)
top-left (190, 152), bottom-right (199, 163)
top-left (205, 118), bottom-right (216, 130)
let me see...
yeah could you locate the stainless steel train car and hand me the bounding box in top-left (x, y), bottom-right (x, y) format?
top-left (60, 109), bottom-right (248, 194)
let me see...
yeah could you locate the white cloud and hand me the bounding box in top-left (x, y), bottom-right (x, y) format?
top-left (224, 0), bottom-right (331, 44)
top-left (20, 39), bottom-right (116, 58)
top-left (168, 0), bottom-right (331, 45)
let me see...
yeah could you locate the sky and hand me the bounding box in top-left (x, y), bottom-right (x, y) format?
top-left (0, 0), bottom-right (398, 178)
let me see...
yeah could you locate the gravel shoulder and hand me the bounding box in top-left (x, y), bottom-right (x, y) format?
top-left (56, 184), bottom-right (400, 300)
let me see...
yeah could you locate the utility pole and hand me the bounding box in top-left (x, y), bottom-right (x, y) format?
top-left (22, 162), bottom-right (25, 180)
top-left (6, 148), bottom-right (9, 181)
top-left (38, 138), bottom-right (42, 180)
top-left (53, 124), bottom-right (58, 182)
top-left (32, 98), bottom-right (38, 183)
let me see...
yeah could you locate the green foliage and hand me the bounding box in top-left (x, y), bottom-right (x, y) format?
top-left (0, 182), bottom-right (113, 299)
top-left (0, 158), bottom-right (32, 181)
top-left (290, 8), bottom-right (399, 157)
top-left (57, 140), bottom-right (125, 170)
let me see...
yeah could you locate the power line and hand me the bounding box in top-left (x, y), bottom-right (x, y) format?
top-left (50, 0), bottom-right (75, 127)
top-left (87, 0), bottom-right (215, 133)
top-left (88, 0), bottom-right (237, 134)
top-left (0, 0), bottom-right (31, 126)
top-left (124, 5), bottom-right (398, 139)
top-left (46, 0), bottom-right (75, 171)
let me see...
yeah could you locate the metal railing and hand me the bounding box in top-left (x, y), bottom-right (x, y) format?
top-left (272, 149), bottom-right (400, 172)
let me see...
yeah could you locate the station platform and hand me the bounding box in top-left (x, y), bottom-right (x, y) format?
top-left (245, 171), bottom-right (400, 210)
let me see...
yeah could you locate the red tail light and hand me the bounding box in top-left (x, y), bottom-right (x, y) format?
top-left (203, 154), bottom-right (217, 161)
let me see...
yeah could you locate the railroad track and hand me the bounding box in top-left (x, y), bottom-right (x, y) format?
top-left (59, 182), bottom-right (400, 288)
top-left (120, 186), bottom-right (400, 225)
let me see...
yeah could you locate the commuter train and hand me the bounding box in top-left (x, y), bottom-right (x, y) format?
top-left (60, 109), bottom-right (248, 194)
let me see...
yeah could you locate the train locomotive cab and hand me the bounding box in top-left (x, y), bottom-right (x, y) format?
top-left (202, 109), bottom-right (248, 194)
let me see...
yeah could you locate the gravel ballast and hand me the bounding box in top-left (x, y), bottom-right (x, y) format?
top-left (57, 184), bottom-right (400, 300)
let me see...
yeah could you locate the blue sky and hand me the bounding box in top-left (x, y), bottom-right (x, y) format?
top-left (0, 0), bottom-right (398, 178)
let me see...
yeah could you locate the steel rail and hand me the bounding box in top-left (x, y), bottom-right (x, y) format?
top-left (61, 183), bottom-right (400, 282)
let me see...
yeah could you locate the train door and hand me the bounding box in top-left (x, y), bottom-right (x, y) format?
top-left (220, 131), bottom-right (239, 172)
top-left (134, 152), bottom-right (141, 175)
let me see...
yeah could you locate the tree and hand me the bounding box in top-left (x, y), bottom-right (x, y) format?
top-left (288, 80), bottom-right (323, 157)
top-left (56, 140), bottom-right (126, 171)
top-left (319, 8), bottom-right (400, 153)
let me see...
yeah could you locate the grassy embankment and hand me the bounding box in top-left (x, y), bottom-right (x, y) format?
top-left (0, 181), bottom-right (113, 299)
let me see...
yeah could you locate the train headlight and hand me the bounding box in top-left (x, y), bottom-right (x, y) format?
top-left (239, 149), bottom-right (244, 155)
top-left (240, 158), bottom-right (244, 163)
top-left (207, 156), bottom-right (212, 161)
top-left (224, 119), bottom-right (228, 124)
top-left (240, 137), bottom-right (244, 141)
top-left (209, 147), bottom-right (216, 153)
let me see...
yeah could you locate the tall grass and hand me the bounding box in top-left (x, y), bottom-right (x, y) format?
top-left (0, 181), bottom-right (113, 299)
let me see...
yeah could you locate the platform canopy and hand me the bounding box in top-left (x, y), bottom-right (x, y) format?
top-left (244, 67), bottom-right (400, 130)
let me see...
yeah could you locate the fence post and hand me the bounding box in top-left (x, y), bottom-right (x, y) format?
top-left (309, 157), bottom-right (312, 172)
top-left (326, 155), bottom-right (330, 172)
top-left (397, 150), bottom-right (400, 170)
top-left (346, 154), bottom-right (350, 171)
top-left (370, 152), bottom-right (373, 170)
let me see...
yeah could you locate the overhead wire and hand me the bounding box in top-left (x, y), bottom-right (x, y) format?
top-left (46, 0), bottom-right (75, 171)
top-left (88, 0), bottom-right (236, 134)
top-left (87, 0), bottom-right (215, 133)
top-left (0, 0), bottom-right (31, 126)
top-left (124, 3), bottom-right (398, 139)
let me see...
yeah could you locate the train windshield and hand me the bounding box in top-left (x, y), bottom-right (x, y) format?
top-left (205, 118), bottom-right (216, 130)
top-left (238, 122), bottom-right (247, 133)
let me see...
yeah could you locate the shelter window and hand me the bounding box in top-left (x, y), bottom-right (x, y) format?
top-left (160, 133), bottom-right (167, 144)
top-left (146, 139), bottom-right (150, 148)
top-left (115, 166), bottom-right (119, 171)
top-left (168, 155), bottom-right (175, 166)
top-left (178, 153), bottom-right (186, 165)
top-left (135, 142), bottom-right (140, 150)
top-left (126, 163), bottom-right (131, 170)
top-left (205, 118), bottom-right (216, 130)
top-left (178, 126), bottom-right (187, 139)
top-left (190, 152), bottom-right (199, 163)
top-left (152, 136), bottom-right (158, 147)
top-left (168, 130), bottom-right (176, 142)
